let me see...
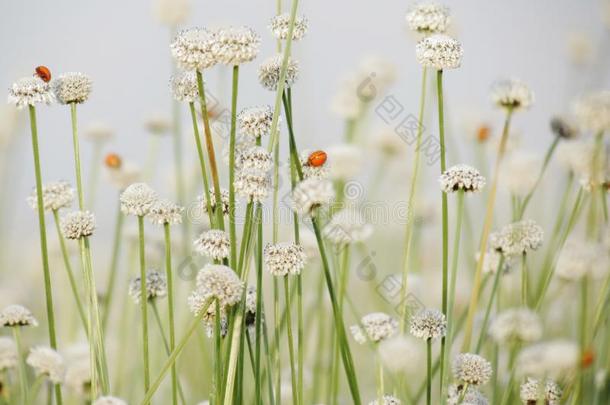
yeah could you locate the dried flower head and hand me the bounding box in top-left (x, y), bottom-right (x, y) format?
top-left (27, 181), bottom-right (75, 211)
top-left (573, 90), bottom-right (610, 134)
top-left (212, 26), bottom-right (260, 65)
top-left (291, 178), bottom-right (334, 215)
top-left (0, 304), bottom-right (38, 327)
top-left (269, 13), bottom-right (308, 40)
top-left (238, 105), bottom-right (274, 139)
top-left (520, 377), bottom-right (562, 405)
top-left (237, 145), bottom-right (273, 172)
top-left (234, 169), bottom-right (270, 203)
top-left (447, 384), bottom-right (489, 405)
top-left (198, 188), bottom-right (230, 216)
top-left (61, 210), bottom-right (95, 239)
top-left (323, 208), bottom-right (373, 246)
top-left (8, 76), bottom-right (55, 108)
top-left (415, 34), bottom-right (463, 70)
top-left (53, 72), bottom-right (92, 104)
top-left (350, 312), bottom-right (398, 344)
top-left (550, 116), bottom-right (579, 139)
top-left (367, 394), bottom-right (402, 405)
top-left (258, 54), bottom-right (299, 91)
top-left (490, 79), bottom-right (534, 110)
top-left (405, 3), bottom-right (450, 34)
top-left (120, 182), bottom-right (157, 216)
top-left (194, 230), bottom-right (231, 260)
top-left (452, 353), bottom-right (493, 386)
top-left (488, 308), bottom-right (542, 345)
top-left (490, 220), bottom-right (544, 256)
top-left (92, 396), bottom-right (128, 405)
top-left (128, 270), bottom-right (167, 303)
top-left (0, 337), bottom-right (17, 371)
top-left (195, 264), bottom-right (244, 307)
top-left (26, 346), bottom-right (65, 384)
top-left (264, 242), bottom-right (307, 276)
top-left (409, 308), bottom-right (446, 340)
top-left (148, 198), bottom-right (183, 225)
top-left (171, 28), bottom-right (218, 71)
top-left (170, 71), bottom-right (199, 102)
top-left (439, 164), bottom-right (486, 193)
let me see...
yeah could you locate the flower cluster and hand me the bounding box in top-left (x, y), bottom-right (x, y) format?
top-left (263, 242), bottom-right (307, 276)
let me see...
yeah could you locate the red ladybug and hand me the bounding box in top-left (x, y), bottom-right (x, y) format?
top-left (307, 150), bottom-right (327, 167)
top-left (104, 153), bottom-right (122, 169)
top-left (35, 66), bottom-right (52, 83)
top-left (476, 125), bottom-right (491, 143)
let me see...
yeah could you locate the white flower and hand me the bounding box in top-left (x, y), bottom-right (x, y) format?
top-left (439, 164), bottom-right (486, 193)
top-left (194, 230), bottom-right (231, 260)
top-left (128, 270), bottom-right (167, 303)
top-left (490, 79), bottom-right (534, 110)
top-left (378, 335), bottom-right (423, 374)
top-left (350, 312), bottom-right (398, 344)
top-left (171, 28), bottom-right (217, 71)
top-left (452, 353), bottom-right (492, 386)
top-left (269, 13), bottom-right (308, 40)
top-left (415, 34), bottom-right (463, 70)
top-left (198, 188), bottom-right (230, 216)
top-left (556, 239), bottom-right (609, 281)
top-left (170, 71), bottom-right (199, 102)
top-left (573, 90), bottom-right (610, 134)
top-left (64, 359), bottom-right (91, 395)
top-left (323, 208), bottom-right (373, 246)
top-left (61, 210), bottom-right (95, 239)
top-left (194, 264), bottom-right (244, 307)
top-left (237, 146), bottom-right (273, 172)
top-left (489, 307), bottom-right (542, 345)
top-left (52, 72), bottom-right (92, 104)
top-left (234, 169), bottom-right (270, 203)
top-left (477, 250), bottom-right (512, 275)
top-left (405, 3), bottom-right (450, 34)
top-left (0, 337), bottom-right (17, 371)
top-left (8, 76), bottom-right (55, 108)
top-left (501, 151), bottom-right (542, 197)
top-left (489, 220), bottom-right (543, 257)
top-left (238, 106), bottom-right (274, 139)
top-left (0, 305), bottom-right (38, 327)
top-left (27, 181), bottom-right (75, 212)
top-left (26, 346), bottom-right (65, 384)
top-left (367, 395), bottom-right (402, 405)
top-left (120, 183), bottom-right (157, 216)
top-left (520, 377), bottom-right (562, 405)
top-left (258, 54), bottom-right (299, 91)
top-left (447, 384), bottom-right (488, 405)
top-left (264, 242), bottom-right (307, 276)
top-left (410, 308), bottom-right (446, 340)
top-left (213, 26), bottom-right (260, 65)
top-left (148, 199), bottom-right (183, 225)
top-left (516, 340), bottom-right (579, 379)
top-left (291, 178), bottom-right (334, 215)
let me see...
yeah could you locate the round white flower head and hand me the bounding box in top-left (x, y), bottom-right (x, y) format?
top-left (198, 188), bottom-right (230, 216)
top-left (194, 230), bottom-right (231, 260)
top-left (477, 250), bottom-right (512, 274)
top-left (128, 270), bottom-right (167, 303)
top-left (350, 312), bottom-right (398, 344)
top-left (501, 152), bottom-right (541, 197)
top-left (490, 79), bottom-right (534, 110)
top-left (27, 181), bottom-right (75, 212)
top-left (439, 164), bottom-right (485, 193)
top-left (153, 0), bottom-right (189, 27)
top-left (84, 122), bottom-right (114, 143)
top-left (64, 359), bottom-right (91, 396)
top-left (269, 13), bottom-right (308, 40)
top-left (367, 394), bottom-right (401, 405)
top-left (488, 307), bottom-right (542, 345)
top-left (237, 146), bottom-right (273, 172)
top-left (452, 353), bottom-right (492, 386)
top-left (258, 54), bottom-right (299, 91)
top-left (416, 34), bottom-right (463, 70)
top-left (326, 144), bottom-right (364, 180)
top-left (0, 304), bottom-right (38, 327)
top-left (550, 115), bottom-right (579, 139)
top-left (170, 71), bottom-right (199, 102)
top-left (213, 26), bottom-right (260, 65)
top-left (238, 105), bottom-right (274, 139)
top-left (171, 28), bottom-right (218, 71)
top-left (291, 178), bottom-right (334, 215)
top-left (378, 335), bottom-right (423, 374)
top-left (556, 240), bottom-right (609, 281)
top-left (409, 308), bottom-right (446, 340)
top-left (26, 346), bottom-right (65, 384)
top-left (92, 396), bottom-right (128, 405)
top-left (195, 264), bottom-right (244, 307)
top-left (145, 115), bottom-right (171, 135)
top-left (573, 90), bottom-right (610, 134)
top-left (520, 377), bottom-right (562, 405)
top-left (264, 242), bottom-right (307, 276)
top-left (148, 198), bottom-right (183, 225)
top-left (447, 384), bottom-right (489, 405)
top-left (245, 285), bottom-right (257, 327)
top-left (187, 291), bottom-right (229, 337)
top-left (405, 3), bottom-right (450, 34)
top-left (490, 220), bottom-right (543, 257)
top-left (323, 208), bottom-right (373, 246)
top-left (516, 340), bottom-right (579, 379)
top-left (61, 210), bottom-right (95, 239)
top-left (52, 72), bottom-right (92, 104)
top-left (0, 337), bottom-right (17, 371)
top-left (120, 182), bottom-right (158, 216)
top-left (8, 76), bottom-right (55, 108)
top-left (300, 151), bottom-right (330, 180)
top-left (234, 169), bottom-right (270, 203)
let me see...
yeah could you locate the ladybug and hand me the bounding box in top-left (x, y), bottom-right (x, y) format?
top-left (581, 349), bottom-right (595, 368)
top-left (104, 153), bottom-right (122, 169)
top-left (307, 150), bottom-right (327, 167)
top-left (476, 125), bottom-right (490, 143)
top-left (34, 66), bottom-right (52, 83)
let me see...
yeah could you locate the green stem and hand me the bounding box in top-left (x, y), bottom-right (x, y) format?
top-left (284, 277), bottom-right (299, 405)
top-left (163, 223), bottom-right (179, 405)
top-left (196, 70), bottom-right (225, 232)
top-left (70, 103), bottom-right (85, 209)
top-left (518, 137), bottom-right (560, 218)
top-left (474, 256), bottom-right (505, 353)
top-left (138, 216), bottom-right (150, 396)
top-left (228, 65), bottom-right (239, 269)
top-left (377, 357), bottom-right (385, 404)
top-left (521, 253), bottom-right (528, 306)
top-left (188, 102), bottom-right (214, 226)
top-left (170, 75), bottom-right (188, 258)
top-left (214, 300), bottom-right (223, 404)
top-left (102, 198), bottom-right (124, 332)
top-left (437, 69), bottom-right (450, 395)
top-left (399, 66), bottom-right (428, 332)
top-left (426, 338), bottom-right (432, 405)
top-left (139, 302), bottom-right (212, 405)
top-left (13, 327), bottom-right (28, 405)
top-left (27, 105), bottom-right (62, 405)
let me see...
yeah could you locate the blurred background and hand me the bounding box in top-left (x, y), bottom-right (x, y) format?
top-left (0, 0), bottom-right (608, 319)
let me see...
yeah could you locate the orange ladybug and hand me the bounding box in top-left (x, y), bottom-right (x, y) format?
top-left (104, 153), bottom-right (122, 169)
top-left (307, 150), bottom-right (327, 167)
top-left (476, 125), bottom-right (491, 143)
top-left (34, 66), bottom-right (52, 83)
top-left (581, 349), bottom-right (595, 368)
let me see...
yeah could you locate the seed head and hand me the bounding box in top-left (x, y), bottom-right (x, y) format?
top-left (350, 312), bottom-right (398, 344)
top-left (269, 13), bottom-right (308, 40)
top-left (26, 346), bottom-right (65, 384)
top-left (237, 145), bottom-right (273, 172)
top-left (405, 3), bottom-right (450, 34)
top-left (452, 353), bottom-right (493, 386)
top-left (195, 264), bottom-right (244, 307)
top-left (213, 26), bottom-right (260, 65)
top-left (171, 28), bottom-right (218, 71)
top-left (409, 308), bottom-right (446, 340)
top-left (258, 54), bottom-right (299, 91)
top-left (264, 242), bottom-right (307, 276)
top-left (234, 169), bottom-right (270, 203)
top-left (0, 305), bottom-right (38, 327)
top-left (193, 230), bottom-right (231, 260)
top-left (53, 72), bottom-right (92, 104)
top-left (415, 34), bottom-right (463, 70)
top-left (367, 394), bottom-right (402, 405)
top-left (148, 198), bottom-right (183, 225)
top-left (120, 182), bottom-right (157, 217)
top-left (8, 76), bottom-right (55, 108)
top-left (519, 377), bottom-right (562, 405)
top-left (573, 90), bottom-right (610, 134)
top-left (198, 188), bottom-right (230, 216)
top-left (238, 105), bottom-right (274, 139)
top-left (27, 181), bottom-right (75, 212)
top-left (439, 164), bottom-right (486, 193)
top-left (490, 220), bottom-right (543, 257)
top-left (170, 71), bottom-right (199, 102)
top-left (61, 210), bottom-right (95, 239)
